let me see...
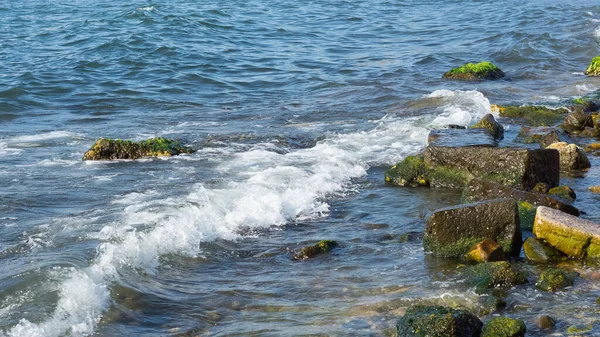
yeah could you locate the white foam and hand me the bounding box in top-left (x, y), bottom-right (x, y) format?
top-left (576, 84), bottom-right (598, 94)
top-left (9, 131), bottom-right (82, 143)
top-left (426, 90), bottom-right (493, 127)
top-left (0, 142), bottom-right (22, 157)
top-left (7, 90), bottom-right (490, 336)
top-left (137, 6), bottom-right (154, 11)
top-left (594, 26), bottom-right (600, 44)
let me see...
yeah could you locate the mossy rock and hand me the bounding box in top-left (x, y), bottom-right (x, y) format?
top-left (385, 155), bottom-right (429, 187)
top-left (535, 268), bottom-right (577, 292)
top-left (517, 201), bottom-right (536, 231)
top-left (482, 317), bottom-right (526, 337)
top-left (567, 323), bottom-right (595, 334)
top-left (479, 295), bottom-right (507, 316)
top-left (548, 185), bottom-right (576, 201)
top-left (499, 105), bottom-right (567, 126)
top-left (463, 261), bottom-right (527, 294)
top-left (585, 55), bottom-right (600, 76)
top-left (82, 137), bottom-right (193, 160)
top-left (443, 61), bottom-right (505, 81)
top-left (396, 305), bottom-right (483, 337)
top-left (472, 114), bottom-right (504, 140)
top-left (523, 237), bottom-right (565, 263)
top-left (294, 240), bottom-right (339, 260)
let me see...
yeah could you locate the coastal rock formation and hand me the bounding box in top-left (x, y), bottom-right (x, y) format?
top-left (585, 55), bottom-right (600, 76)
top-left (481, 317), bottom-right (526, 337)
top-left (385, 155), bottom-right (429, 187)
top-left (562, 111), bottom-right (593, 133)
top-left (523, 237), bottom-right (565, 263)
top-left (498, 105), bottom-right (568, 126)
top-left (465, 239), bottom-right (506, 263)
top-left (442, 61), bottom-right (505, 80)
top-left (294, 240), bottom-right (339, 260)
top-left (424, 199), bottom-right (521, 258)
top-left (396, 305), bottom-right (483, 337)
top-left (515, 126), bottom-right (575, 148)
top-left (546, 142), bottom-right (591, 171)
top-left (463, 261), bottom-right (527, 293)
top-left (535, 268), bottom-right (577, 292)
top-left (471, 114), bottom-right (504, 140)
top-left (533, 206), bottom-right (600, 259)
top-left (82, 137), bottom-right (193, 160)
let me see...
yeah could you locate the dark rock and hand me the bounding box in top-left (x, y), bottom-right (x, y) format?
top-left (424, 199), bottom-right (521, 258)
top-left (82, 137), bottom-right (193, 161)
top-left (498, 105), bottom-right (568, 126)
top-left (465, 239), bottom-right (506, 263)
top-left (463, 261), bottom-right (527, 293)
top-left (428, 128), bottom-right (497, 148)
top-left (424, 146), bottom-right (559, 190)
top-left (481, 317), bottom-right (526, 337)
top-left (294, 240), bottom-right (339, 260)
top-left (472, 114), bottom-right (504, 140)
top-left (396, 305), bottom-right (483, 337)
top-left (442, 61), bottom-right (505, 81)
top-left (463, 179), bottom-right (580, 217)
top-left (548, 185), bottom-right (576, 201)
top-left (535, 268), bottom-right (577, 292)
top-left (523, 237), bottom-right (565, 263)
top-left (535, 315), bottom-right (556, 330)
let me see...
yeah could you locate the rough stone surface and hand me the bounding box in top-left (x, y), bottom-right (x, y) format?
top-left (82, 137), bottom-right (193, 160)
top-left (465, 239), bottom-right (506, 263)
top-left (498, 105), bottom-right (568, 126)
top-left (546, 142), bottom-right (591, 171)
top-left (533, 206), bottom-right (600, 259)
top-left (385, 155), bottom-right (429, 187)
top-left (523, 237), bottom-right (565, 263)
top-left (535, 268), bottom-right (577, 292)
top-left (424, 146), bottom-right (559, 190)
top-left (472, 114), bottom-right (504, 140)
top-left (562, 111), bottom-right (593, 133)
top-left (481, 317), bottom-right (526, 337)
top-left (463, 179), bottom-right (580, 217)
top-left (424, 199), bottom-right (522, 258)
top-left (442, 61), bottom-right (505, 81)
top-left (428, 128), bottom-right (497, 148)
top-left (515, 126), bottom-right (576, 148)
top-left (463, 261), bottom-right (527, 293)
top-left (548, 185), bottom-right (576, 201)
top-left (396, 305), bottom-right (483, 337)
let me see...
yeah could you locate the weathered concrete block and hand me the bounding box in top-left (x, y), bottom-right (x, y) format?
top-left (424, 199), bottom-right (522, 258)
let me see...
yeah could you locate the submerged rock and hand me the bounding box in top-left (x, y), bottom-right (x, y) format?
top-left (82, 137), bottom-right (193, 160)
top-left (535, 268), bottom-right (577, 292)
top-left (465, 239), bottom-right (506, 263)
top-left (533, 206), bottom-right (600, 259)
top-left (463, 261), bottom-right (527, 293)
top-left (396, 305), bottom-right (483, 337)
top-left (442, 61), bottom-right (505, 81)
top-left (523, 237), bottom-right (565, 263)
top-left (585, 55), bottom-right (600, 76)
top-left (294, 240), bottom-right (339, 260)
top-left (479, 295), bottom-right (507, 315)
top-left (472, 114), bottom-right (504, 140)
top-left (515, 126), bottom-right (575, 148)
top-left (481, 317), bottom-right (526, 337)
top-left (498, 105), bottom-right (568, 126)
top-left (536, 315), bottom-right (556, 331)
top-left (546, 142), bottom-right (591, 171)
top-left (424, 199), bottom-right (521, 258)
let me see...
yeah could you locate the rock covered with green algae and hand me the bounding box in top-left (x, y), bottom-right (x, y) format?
top-left (585, 55), bottom-right (600, 76)
top-left (384, 155), bottom-right (429, 187)
top-left (82, 137), bottom-right (193, 160)
top-left (442, 61), bottom-right (505, 81)
top-left (535, 268), bottom-right (577, 292)
top-left (424, 199), bottom-right (522, 258)
top-left (515, 126), bottom-right (576, 148)
top-left (548, 185), bottom-right (577, 201)
top-left (481, 317), bottom-right (526, 337)
top-left (463, 261), bottom-right (527, 294)
top-left (396, 305), bottom-right (483, 337)
top-left (498, 105), bottom-right (568, 126)
top-left (523, 237), bottom-right (565, 263)
top-left (533, 206), bottom-right (600, 259)
top-left (472, 114), bottom-right (504, 140)
top-left (294, 240), bottom-right (339, 260)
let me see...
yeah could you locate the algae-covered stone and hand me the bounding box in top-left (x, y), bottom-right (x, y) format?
top-left (517, 201), bottom-right (536, 230)
top-left (535, 268), bottom-right (577, 292)
top-left (536, 315), bottom-right (556, 330)
top-left (463, 261), bottom-right (527, 293)
top-left (385, 155), bottom-right (429, 187)
top-left (442, 61), bottom-right (505, 81)
top-left (533, 207), bottom-right (600, 259)
top-left (546, 142), bottom-right (591, 171)
top-left (82, 137), bottom-right (193, 160)
top-left (585, 55), bottom-right (600, 76)
top-left (396, 305), bottom-right (483, 337)
top-left (294, 240), bottom-right (339, 260)
top-left (479, 295), bottom-right (507, 315)
top-left (424, 199), bottom-right (521, 258)
top-left (523, 237), bottom-right (565, 263)
top-left (548, 185), bottom-right (577, 201)
top-left (472, 114), bottom-right (504, 140)
top-left (465, 239), bottom-right (506, 263)
top-left (532, 182), bottom-right (551, 193)
top-left (515, 126), bottom-right (576, 148)
top-left (567, 323), bottom-right (595, 335)
top-left (424, 146), bottom-right (559, 190)
top-left (481, 317), bottom-right (526, 337)
top-left (499, 105), bottom-right (568, 126)
top-left (463, 179), bottom-right (580, 217)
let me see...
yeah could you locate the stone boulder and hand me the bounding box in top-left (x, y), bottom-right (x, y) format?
top-left (463, 261), bottom-right (527, 293)
top-left (465, 239), bottom-right (506, 263)
top-left (533, 206), bottom-right (600, 259)
top-left (546, 142), bottom-right (591, 171)
top-left (498, 105), bottom-right (568, 126)
top-left (481, 317), bottom-right (526, 337)
top-left (523, 237), bottom-right (565, 263)
top-left (82, 137), bottom-right (193, 160)
top-left (397, 306), bottom-right (483, 337)
top-left (515, 126), bottom-right (576, 148)
top-left (385, 155), bottom-right (429, 187)
top-left (294, 240), bottom-right (339, 260)
top-left (547, 185), bottom-right (576, 201)
top-left (442, 61), bottom-right (505, 81)
top-left (424, 146), bottom-right (559, 190)
top-left (535, 268), bottom-right (577, 292)
top-left (585, 55), bottom-right (600, 76)
top-left (472, 114), bottom-right (504, 140)
top-left (424, 199), bottom-right (521, 258)
top-left (562, 111), bottom-right (593, 133)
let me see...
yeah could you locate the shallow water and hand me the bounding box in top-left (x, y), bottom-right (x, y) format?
top-left (2, 1), bottom-right (600, 336)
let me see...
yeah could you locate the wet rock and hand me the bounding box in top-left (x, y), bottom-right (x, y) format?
top-left (294, 240), bottom-right (339, 260)
top-left (472, 114), bottom-right (504, 140)
top-left (546, 142), bottom-right (591, 171)
top-left (532, 182), bottom-right (551, 193)
top-left (567, 323), bottom-right (595, 335)
top-left (499, 105), bottom-right (568, 126)
top-left (515, 126), bottom-right (576, 148)
top-left (584, 143), bottom-right (600, 153)
top-left (548, 185), bottom-right (576, 201)
top-left (463, 179), bottom-right (580, 217)
top-left (465, 239), bottom-right (506, 263)
top-left (481, 317), bottom-right (526, 337)
top-left (580, 126), bottom-right (600, 138)
top-left (517, 201), bottom-right (536, 230)
top-left (562, 111), bottom-right (593, 133)
top-left (463, 261), bottom-right (527, 293)
top-left (82, 137), bottom-right (193, 160)
top-left (396, 305), bottom-right (483, 337)
top-left (535, 268), bottom-right (577, 292)
top-left (536, 315), bottom-right (556, 330)
top-left (533, 207), bottom-right (600, 259)
top-left (424, 199), bottom-right (521, 258)
top-left (385, 155), bottom-right (429, 187)
top-left (589, 185), bottom-right (600, 194)
top-left (424, 146), bottom-right (559, 190)
top-left (585, 55), bottom-right (600, 76)
top-left (428, 128), bottom-right (497, 148)
top-left (523, 237), bottom-right (565, 263)
top-left (442, 61), bottom-right (505, 81)
top-left (479, 295), bottom-right (507, 315)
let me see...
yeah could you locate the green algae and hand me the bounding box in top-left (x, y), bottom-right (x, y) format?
top-left (585, 55), bottom-right (600, 76)
top-left (518, 201), bottom-right (536, 231)
top-left (481, 317), bottom-right (526, 337)
top-left (535, 268), bottom-right (576, 292)
top-left (443, 62), bottom-right (505, 80)
top-left (294, 240), bottom-right (339, 260)
top-left (385, 155), bottom-right (429, 187)
top-left (82, 137), bottom-right (192, 160)
top-left (548, 186), bottom-right (576, 201)
top-left (499, 105), bottom-right (567, 126)
top-left (463, 261), bottom-right (527, 294)
top-left (397, 305), bottom-right (483, 337)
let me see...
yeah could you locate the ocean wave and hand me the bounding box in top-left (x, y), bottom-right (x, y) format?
top-left (8, 131), bottom-right (83, 143)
